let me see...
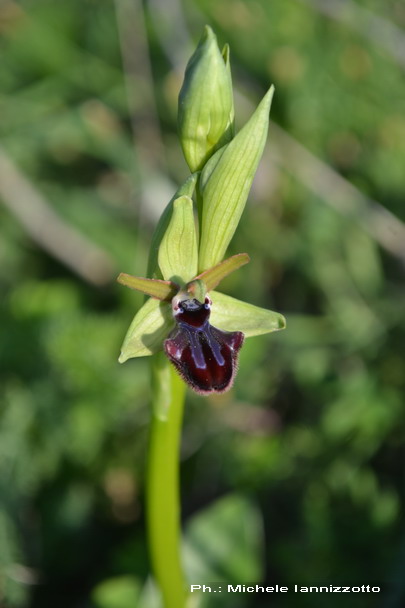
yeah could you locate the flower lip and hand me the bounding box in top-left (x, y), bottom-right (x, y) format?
top-left (164, 295), bottom-right (243, 394)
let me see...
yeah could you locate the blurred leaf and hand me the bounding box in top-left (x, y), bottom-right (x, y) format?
top-left (92, 576), bottom-right (141, 608)
top-left (183, 494), bottom-right (263, 583)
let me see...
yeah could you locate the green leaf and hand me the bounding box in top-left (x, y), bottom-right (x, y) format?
top-left (209, 290), bottom-right (286, 337)
top-left (118, 298), bottom-right (173, 362)
top-left (178, 25), bottom-right (234, 172)
top-left (136, 580), bottom-right (161, 608)
top-left (183, 494), bottom-right (263, 583)
top-left (117, 274), bottom-right (178, 301)
top-left (158, 195), bottom-right (198, 283)
top-left (147, 173), bottom-right (198, 279)
top-left (92, 576), bottom-right (141, 608)
top-left (194, 253), bottom-right (250, 292)
top-left (198, 86), bottom-right (275, 271)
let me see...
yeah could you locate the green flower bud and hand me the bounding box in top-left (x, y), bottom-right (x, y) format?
top-left (147, 173), bottom-right (198, 279)
top-left (178, 25), bottom-right (234, 172)
top-left (158, 195), bottom-right (198, 283)
top-left (198, 86), bottom-right (274, 272)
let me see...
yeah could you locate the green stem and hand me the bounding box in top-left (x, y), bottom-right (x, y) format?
top-left (147, 354), bottom-right (187, 608)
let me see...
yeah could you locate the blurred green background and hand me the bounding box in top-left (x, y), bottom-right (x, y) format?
top-left (1, 1), bottom-right (404, 607)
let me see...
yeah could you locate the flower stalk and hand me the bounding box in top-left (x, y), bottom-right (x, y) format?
top-left (147, 355), bottom-right (187, 607)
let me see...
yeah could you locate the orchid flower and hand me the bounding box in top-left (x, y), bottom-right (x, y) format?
top-left (118, 68), bottom-right (285, 394)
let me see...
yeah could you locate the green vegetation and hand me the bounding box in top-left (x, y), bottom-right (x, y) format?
top-left (0, 1), bottom-right (404, 607)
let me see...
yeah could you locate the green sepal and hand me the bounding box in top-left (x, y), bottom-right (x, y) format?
top-left (198, 86), bottom-right (275, 272)
top-left (118, 298), bottom-right (174, 362)
top-left (158, 195), bottom-right (198, 283)
top-left (195, 253), bottom-right (249, 292)
top-left (117, 274), bottom-right (178, 301)
top-left (178, 25), bottom-right (234, 172)
top-left (210, 290), bottom-right (286, 337)
top-left (147, 173), bottom-right (198, 279)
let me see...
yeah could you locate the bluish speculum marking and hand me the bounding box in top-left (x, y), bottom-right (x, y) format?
top-left (164, 296), bottom-right (244, 394)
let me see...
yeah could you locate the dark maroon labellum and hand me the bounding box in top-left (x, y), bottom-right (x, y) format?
top-left (164, 296), bottom-right (244, 395)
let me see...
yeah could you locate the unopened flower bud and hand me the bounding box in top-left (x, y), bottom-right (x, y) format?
top-left (178, 26), bottom-right (234, 172)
